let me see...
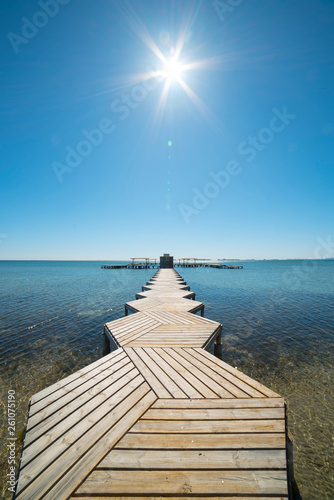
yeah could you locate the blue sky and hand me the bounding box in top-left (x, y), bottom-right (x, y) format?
top-left (1, 0), bottom-right (333, 260)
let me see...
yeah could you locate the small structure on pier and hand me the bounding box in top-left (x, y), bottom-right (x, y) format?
top-left (159, 253), bottom-right (173, 268)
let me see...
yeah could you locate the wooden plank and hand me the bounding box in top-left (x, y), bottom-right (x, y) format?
top-left (115, 328), bottom-right (159, 346)
top-left (105, 314), bottom-right (159, 334)
top-left (202, 328), bottom-right (223, 350)
top-left (173, 310), bottom-right (219, 326)
top-left (114, 321), bottom-right (169, 339)
top-left (179, 348), bottom-right (253, 398)
top-left (29, 348), bottom-right (125, 406)
top-left (128, 341), bottom-right (209, 347)
top-left (152, 348), bottom-right (219, 399)
top-left (142, 407), bottom-right (285, 420)
top-left (162, 348), bottom-right (233, 399)
top-left (129, 341), bottom-right (208, 347)
top-left (137, 332), bottom-right (212, 338)
top-left (75, 470), bottom-right (288, 496)
top-left (125, 298), bottom-right (161, 312)
top-left (142, 348), bottom-right (204, 399)
top-left (104, 315), bottom-right (155, 330)
top-left (72, 496), bottom-right (288, 500)
top-left (115, 432), bottom-right (286, 449)
top-left (24, 362), bottom-right (138, 448)
top-left (114, 325), bottom-right (159, 346)
top-left (143, 285), bottom-right (190, 291)
top-left (17, 374), bottom-right (145, 490)
top-left (144, 310), bottom-right (195, 325)
top-left (106, 318), bottom-right (162, 347)
top-left (129, 419), bottom-right (285, 433)
top-left (125, 348), bottom-right (172, 399)
top-left (43, 389), bottom-right (157, 500)
top-left (27, 354), bottom-right (131, 423)
top-left (152, 397), bottom-right (285, 409)
top-left (184, 348), bottom-right (267, 398)
top-left (99, 448), bottom-right (287, 469)
top-left (125, 298), bottom-right (204, 315)
top-left (28, 352), bottom-right (130, 419)
top-left (21, 367), bottom-right (141, 466)
top-left (133, 348), bottom-right (188, 398)
top-left (136, 291), bottom-right (195, 300)
top-left (16, 384), bottom-right (155, 500)
top-left (150, 324), bottom-right (213, 331)
top-left (109, 321), bottom-right (157, 340)
top-left (107, 316), bottom-right (160, 338)
top-left (147, 280), bottom-right (186, 285)
top-left (128, 335), bottom-right (210, 343)
top-left (191, 347), bottom-right (282, 398)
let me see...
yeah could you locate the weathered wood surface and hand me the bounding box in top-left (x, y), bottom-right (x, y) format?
top-left (105, 311), bottom-right (220, 348)
top-left (149, 280), bottom-right (186, 284)
top-left (15, 268), bottom-right (288, 499)
top-left (136, 289), bottom-right (196, 300)
top-left (125, 297), bottom-right (204, 316)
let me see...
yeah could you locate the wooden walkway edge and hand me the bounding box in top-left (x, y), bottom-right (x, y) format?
top-left (14, 268), bottom-right (291, 499)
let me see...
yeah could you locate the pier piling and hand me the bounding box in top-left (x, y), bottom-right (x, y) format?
top-left (102, 330), bottom-right (111, 355)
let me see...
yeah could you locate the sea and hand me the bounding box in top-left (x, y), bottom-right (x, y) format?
top-left (0, 260), bottom-right (333, 499)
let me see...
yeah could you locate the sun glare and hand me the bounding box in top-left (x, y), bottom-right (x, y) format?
top-left (162, 58), bottom-right (183, 81)
top-left (113, 2), bottom-right (226, 138)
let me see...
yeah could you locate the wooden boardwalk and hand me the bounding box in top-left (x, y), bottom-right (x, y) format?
top-left (125, 297), bottom-right (204, 316)
top-left (15, 268), bottom-right (290, 499)
top-left (104, 311), bottom-right (221, 348)
top-left (136, 289), bottom-right (196, 300)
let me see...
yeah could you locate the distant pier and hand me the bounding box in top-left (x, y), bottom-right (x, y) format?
top-left (176, 263), bottom-right (243, 269)
top-left (102, 255), bottom-right (243, 270)
top-left (101, 263), bottom-right (159, 269)
top-left (102, 258), bottom-right (159, 269)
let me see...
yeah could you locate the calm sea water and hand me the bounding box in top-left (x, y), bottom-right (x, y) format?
top-left (0, 260), bottom-right (333, 499)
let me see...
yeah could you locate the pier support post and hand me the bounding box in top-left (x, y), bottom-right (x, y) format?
top-left (102, 330), bottom-right (111, 356)
top-left (124, 306), bottom-right (128, 316)
top-left (214, 331), bottom-right (222, 358)
top-left (201, 306), bottom-right (205, 317)
top-left (286, 414), bottom-right (301, 499)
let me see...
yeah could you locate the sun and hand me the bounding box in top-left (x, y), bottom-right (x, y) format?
top-left (161, 58), bottom-right (184, 81)
top-left (113, 2), bottom-right (226, 137)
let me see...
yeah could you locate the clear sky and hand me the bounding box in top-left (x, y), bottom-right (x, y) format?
top-left (1, 0), bottom-right (333, 260)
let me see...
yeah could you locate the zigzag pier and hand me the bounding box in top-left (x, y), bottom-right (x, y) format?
top-left (14, 267), bottom-right (292, 499)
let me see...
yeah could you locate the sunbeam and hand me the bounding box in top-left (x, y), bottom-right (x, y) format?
top-left (110, 0), bottom-right (231, 140)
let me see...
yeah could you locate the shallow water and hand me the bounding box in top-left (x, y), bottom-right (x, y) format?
top-left (0, 260), bottom-right (333, 499)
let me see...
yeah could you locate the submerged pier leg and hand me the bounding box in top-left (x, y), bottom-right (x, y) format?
top-left (214, 331), bottom-right (222, 358)
top-left (102, 331), bottom-right (111, 356)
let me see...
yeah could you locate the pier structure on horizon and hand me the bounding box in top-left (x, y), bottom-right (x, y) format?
top-left (102, 253), bottom-right (243, 270)
top-left (101, 257), bottom-right (159, 269)
top-left (14, 266), bottom-right (291, 500)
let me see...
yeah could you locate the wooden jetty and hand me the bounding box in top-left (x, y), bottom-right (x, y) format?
top-left (125, 297), bottom-right (205, 316)
top-left (101, 258), bottom-right (243, 270)
top-left (15, 268), bottom-right (291, 499)
top-left (209, 264), bottom-right (243, 269)
top-left (102, 259), bottom-right (159, 270)
top-left (173, 259), bottom-right (243, 269)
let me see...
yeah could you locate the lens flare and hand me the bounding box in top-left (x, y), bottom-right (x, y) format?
top-left (162, 58), bottom-right (183, 81)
